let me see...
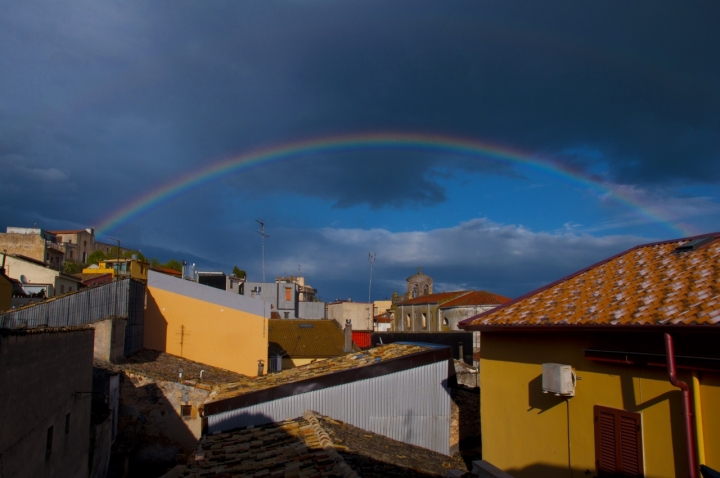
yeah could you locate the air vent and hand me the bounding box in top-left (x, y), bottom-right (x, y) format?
top-left (673, 236), bottom-right (717, 253)
top-left (299, 324), bottom-right (314, 328)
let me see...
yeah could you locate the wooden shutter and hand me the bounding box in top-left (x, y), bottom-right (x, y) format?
top-left (594, 405), bottom-right (644, 477)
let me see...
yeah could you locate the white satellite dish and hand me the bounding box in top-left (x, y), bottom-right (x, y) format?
top-left (20, 275), bottom-right (27, 284)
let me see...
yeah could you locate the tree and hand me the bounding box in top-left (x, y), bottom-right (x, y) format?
top-left (63, 261), bottom-right (84, 274)
top-left (163, 259), bottom-right (183, 272)
top-left (232, 266), bottom-right (247, 279)
top-left (87, 250), bottom-right (106, 265)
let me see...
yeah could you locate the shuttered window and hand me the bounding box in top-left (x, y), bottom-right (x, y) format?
top-left (594, 405), bottom-right (644, 477)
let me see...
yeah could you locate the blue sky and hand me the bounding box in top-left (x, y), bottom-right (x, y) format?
top-left (2, 1), bottom-right (719, 301)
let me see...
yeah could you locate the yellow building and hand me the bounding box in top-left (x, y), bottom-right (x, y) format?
top-left (82, 257), bottom-right (149, 281)
top-left (268, 319), bottom-right (358, 371)
top-left (144, 270), bottom-right (268, 376)
top-left (460, 233), bottom-right (720, 478)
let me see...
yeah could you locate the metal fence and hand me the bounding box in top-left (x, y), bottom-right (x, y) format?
top-left (0, 279), bottom-right (145, 355)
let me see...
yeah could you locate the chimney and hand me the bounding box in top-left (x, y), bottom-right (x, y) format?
top-left (257, 359), bottom-right (265, 377)
top-left (344, 319), bottom-right (353, 353)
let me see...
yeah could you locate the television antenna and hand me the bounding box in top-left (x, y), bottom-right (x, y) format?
top-left (255, 220), bottom-right (269, 283)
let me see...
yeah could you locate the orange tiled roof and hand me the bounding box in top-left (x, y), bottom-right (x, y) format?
top-left (398, 290), bottom-right (471, 306)
top-left (460, 234), bottom-right (720, 328)
top-left (440, 290), bottom-right (511, 308)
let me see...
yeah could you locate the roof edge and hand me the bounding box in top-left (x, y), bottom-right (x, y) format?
top-left (458, 231), bottom-right (720, 330)
top-left (460, 324), bottom-right (720, 333)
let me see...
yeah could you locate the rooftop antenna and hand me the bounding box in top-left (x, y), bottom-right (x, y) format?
top-left (106, 236), bottom-right (121, 318)
top-left (255, 220), bottom-right (269, 283)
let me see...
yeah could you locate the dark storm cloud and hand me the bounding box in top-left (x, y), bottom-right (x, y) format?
top-left (1, 0), bottom-right (720, 220)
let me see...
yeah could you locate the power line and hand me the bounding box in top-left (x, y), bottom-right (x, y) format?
top-left (255, 220), bottom-right (270, 283)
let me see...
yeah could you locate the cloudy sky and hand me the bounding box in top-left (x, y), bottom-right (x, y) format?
top-left (2, 1), bottom-right (719, 301)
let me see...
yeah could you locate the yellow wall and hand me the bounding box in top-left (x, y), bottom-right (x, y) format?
top-left (83, 259), bottom-right (148, 281)
top-left (0, 273), bottom-right (11, 312)
top-left (144, 286), bottom-right (268, 376)
top-left (480, 332), bottom-right (720, 478)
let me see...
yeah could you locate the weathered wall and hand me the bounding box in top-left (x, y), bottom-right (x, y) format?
top-left (328, 302), bottom-right (374, 331)
top-left (396, 303), bottom-right (441, 331)
top-left (0, 233), bottom-right (46, 262)
top-left (440, 305), bottom-right (496, 331)
top-left (90, 317), bottom-right (126, 363)
top-left (145, 271), bottom-right (268, 376)
top-left (0, 329), bottom-right (94, 478)
top-left (480, 331), bottom-right (720, 478)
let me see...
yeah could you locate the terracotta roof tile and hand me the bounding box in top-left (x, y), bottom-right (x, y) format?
top-left (398, 291), bottom-right (471, 306)
top-left (439, 290), bottom-right (511, 308)
top-left (460, 234), bottom-right (720, 328)
top-left (269, 319), bottom-right (352, 358)
top-left (210, 343), bottom-right (431, 403)
top-left (181, 411), bottom-right (351, 477)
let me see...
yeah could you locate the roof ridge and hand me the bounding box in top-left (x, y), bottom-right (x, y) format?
top-left (303, 410), bottom-right (359, 478)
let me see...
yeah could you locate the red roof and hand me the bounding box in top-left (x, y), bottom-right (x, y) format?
top-left (459, 233), bottom-right (720, 330)
top-left (150, 266), bottom-right (182, 277)
top-left (440, 291), bottom-right (511, 308)
top-left (398, 291), bottom-right (471, 306)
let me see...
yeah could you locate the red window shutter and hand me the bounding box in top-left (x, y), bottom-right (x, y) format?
top-left (594, 406), bottom-right (644, 477)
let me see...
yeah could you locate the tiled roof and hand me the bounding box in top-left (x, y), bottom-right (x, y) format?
top-left (460, 234), bottom-right (720, 329)
top-left (209, 344), bottom-right (432, 403)
top-left (269, 319), bottom-right (351, 358)
top-left (440, 290), bottom-right (511, 308)
top-left (97, 349), bottom-right (248, 388)
top-left (47, 229), bottom-right (85, 234)
top-left (150, 266), bottom-right (182, 277)
top-left (181, 411), bottom-right (354, 478)
top-left (397, 291), bottom-right (471, 306)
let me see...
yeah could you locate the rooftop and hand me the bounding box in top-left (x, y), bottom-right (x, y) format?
top-left (207, 343), bottom-right (433, 405)
top-left (96, 348), bottom-right (248, 388)
top-left (398, 290), bottom-right (471, 306)
top-left (440, 290), bottom-right (511, 308)
top-left (459, 233), bottom-right (720, 329)
top-left (179, 410), bottom-right (466, 477)
top-left (268, 319), bottom-right (355, 358)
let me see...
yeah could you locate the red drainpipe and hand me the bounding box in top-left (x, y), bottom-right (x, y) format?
top-left (664, 333), bottom-right (698, 478)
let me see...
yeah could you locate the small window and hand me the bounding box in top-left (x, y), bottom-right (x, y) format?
top-left (84, 241), bottom-right (87, 247)
top-left (46, 253), bottom-right (49, 261)
top-left (65, 413), bottom-right (70, 436)
top-left (443, 317), bottom-right (449, 326)
top-left (60, 285), bottom-right (65, 293)
top-left (46, 426), bottom-right (53, 459)
top-left (230, 281), bottom-right (233, 289)
top-left (421, 313), bottom-right (427, 329)
top-left (594, 406), bottom-right (643, 476)
top-left (180, 405), bottom-right (192, 419)
top-left (285, 287), bottom-right (292, 301)
top-left (423, 284), bottom-right (429, 295)
top-left (69, 251), bottom-right (73, 259)
top-left (283, 312), bottom-right (289, 319)
top-left (412, 284), bottom-right (418, 298)
top-left (405, 314), bottom-right (411, 329)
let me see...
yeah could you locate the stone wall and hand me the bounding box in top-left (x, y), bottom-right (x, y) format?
top-left (0, 328), bottom-right (94, 478)
top-left (90, 317), bottom-right (126, 363)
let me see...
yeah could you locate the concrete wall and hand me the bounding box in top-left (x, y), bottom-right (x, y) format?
top-left (90, 317), bottom-right (127, 363)
top-left (440, 305), bottom-right (496, 331)
top-left (298, 301), bottom-right (325, 319)
top-left (145, 270), bottom-right (268, 376)
top-left (0, 232), bottom-right (47, 263)
top-left (0, 329), bottom-right (94, 478)
top-left (328, 302), bottom-right (374, 331)
top-left (480, 331), bottom-right (720, 478)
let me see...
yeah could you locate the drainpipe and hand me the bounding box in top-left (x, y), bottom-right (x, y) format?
top-left (664, 333), bottom-right (698, 478)
top-left (692, 371), bottom-right (705, 466)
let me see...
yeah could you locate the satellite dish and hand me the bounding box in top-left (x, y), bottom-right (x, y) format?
top-left (20, 275), bottom-right (27, 284)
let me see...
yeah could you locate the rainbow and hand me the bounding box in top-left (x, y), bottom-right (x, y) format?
top-left (96, 133), bottom-right (689, 236)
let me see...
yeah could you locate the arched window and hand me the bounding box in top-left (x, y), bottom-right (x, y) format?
top-left (405, 314), bottom-right (411, 329)
top-left (443, 317), bottom-right (449, 326)
top-left (421, 313), bottom-right (427, 329)
top-left (412, 284), bottom-right (418, 298)
top-left (423, 284), bottom-right (429, 296)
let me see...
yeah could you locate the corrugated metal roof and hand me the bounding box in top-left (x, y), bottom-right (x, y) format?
top-left (268, 319), bottom-right (349, 358)
top-left (460, 233), bottom-right (720, 328)
top-left (440, 290), bottom-right (511, 308)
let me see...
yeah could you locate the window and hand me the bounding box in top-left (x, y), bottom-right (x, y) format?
top-left (230, 281), bottom-right (233, 289)
top-left (82, 252), bottom-right (87, 263)
top-left (285, 287), bottom-right (292, 301)
top-left (60, 285), bottom-right (65, 293)
top-left (65, 413), bottom-right (70, 436)
top-left (421, 313), bottom-right (427, 329)
top-left (443, 316), bottom-right (449, 326)
top-left (69, 250), bottom-right (73, 259)
top-left (594, 406), bottom-right (643, 477)
top-left (283, 312), bottom-right (289, 318)
top-left (46, 426), bottom-right (53, 459)
top-left (423, 284), bottom-right (429, 295)
top-left (180, 405), bottom-right (192, 419)
top-left (412, 284), bottom-right (418, 298)
top-left (46, 253), bottom-right (49, 261)
top-left (84, 241), bottom-right (87, 247)
top-left (405, 314), bottom-right (411, 329)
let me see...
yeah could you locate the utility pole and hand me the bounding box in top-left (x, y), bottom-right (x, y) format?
top-left (106, 236), bottom-right (121, 318)
top-left (255, 220), bottom-right (269, 283)
top-left (368, 252), bottom-right (375, 330)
